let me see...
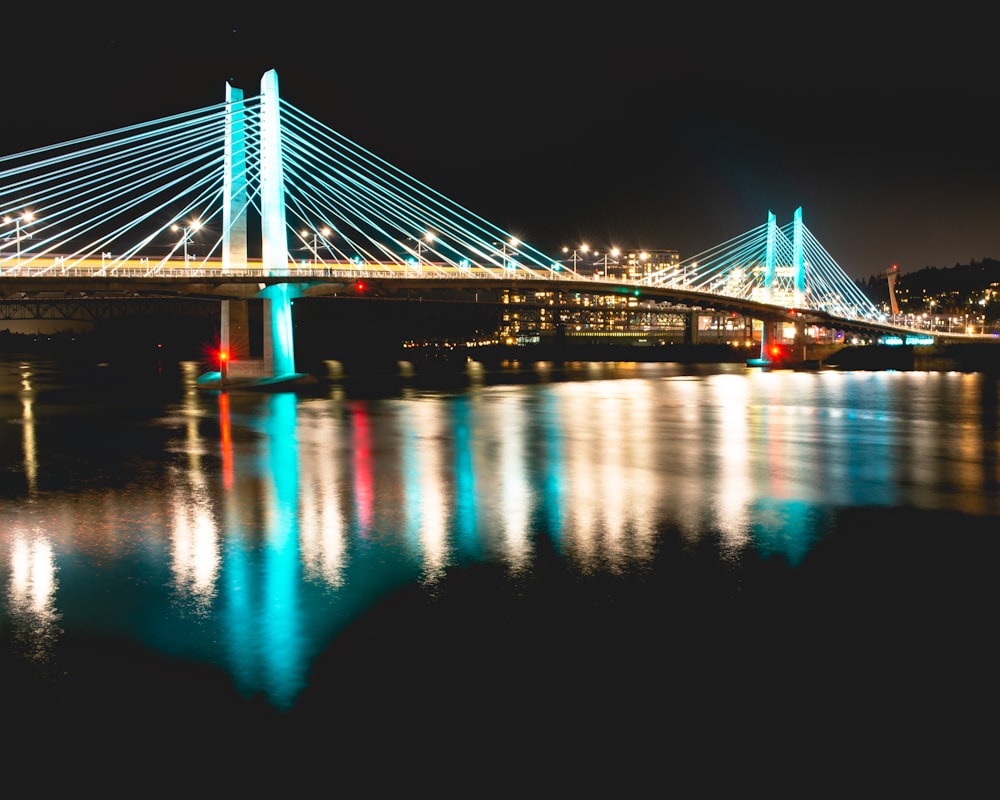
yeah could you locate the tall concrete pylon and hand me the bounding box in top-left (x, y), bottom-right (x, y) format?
top-left (223, 82), bottom-right (248, 273)
top-left (214, 69), bottom-right (299, 384)
top-left (258, 69), bottom-right (297, 378)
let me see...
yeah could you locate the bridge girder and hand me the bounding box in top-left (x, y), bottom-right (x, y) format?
top-left (0, 298), bottom-right (218, 323)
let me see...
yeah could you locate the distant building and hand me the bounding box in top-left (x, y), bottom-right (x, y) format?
top-left (595, 249), bottom-right (680, 281)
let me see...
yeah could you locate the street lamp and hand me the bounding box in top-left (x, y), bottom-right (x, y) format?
top-left (410, 231), bottom-right (434, 269)
top-left (593, 247), bottom-right (619, 278)
top-left (2, 211), bottom-right (34, 266)
top-left (561, 243), bottom-right (589, 273)
top-left (494, 237), bottom-right (519, 270)
top-left (300, 226), bottom-right (331, 266)
top-left (171, 219), bottom-right (201, 264)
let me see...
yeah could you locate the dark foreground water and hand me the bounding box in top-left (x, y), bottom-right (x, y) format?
top-left (2, 355), bottom-right (998, 791)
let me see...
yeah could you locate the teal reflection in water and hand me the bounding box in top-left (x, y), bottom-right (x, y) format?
top-left (451, 396), bottom-right (482, 562)
top-left (260, 392), bottom-right (303, 710)
top-left (1, 359), bottom-right (999, 725)
top-left (537, 387), bottom-right (567, 542)
top-left (750, 497), bottom-right (828, 566)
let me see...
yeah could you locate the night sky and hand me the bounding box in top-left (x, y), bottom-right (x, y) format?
top-left (7, 3), bottom-right (998, 281)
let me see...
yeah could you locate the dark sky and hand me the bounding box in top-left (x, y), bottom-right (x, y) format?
top-left (6, 3), bottom-right (998, 281)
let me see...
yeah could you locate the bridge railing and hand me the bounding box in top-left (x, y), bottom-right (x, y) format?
top-left (0, 257), bottom-right (591, 282)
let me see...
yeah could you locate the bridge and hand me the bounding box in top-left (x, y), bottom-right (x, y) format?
top-left (1, 69), bottom-right (990, 383)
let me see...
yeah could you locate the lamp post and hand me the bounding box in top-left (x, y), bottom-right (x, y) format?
top-left (594, 247), bottom-right (619, 278)
top-left (3, 211), bottom-right (34, 266)
top-left (301, 226), bottom-right (331, 267)
top-left (410, 231), bottom-right (434, 270)
top-left (171, 220), bottom-right (201, 264)
top-left (561, 243), bottom-right (589, 273)
top-left (494, 237), bottom-right (518, 270)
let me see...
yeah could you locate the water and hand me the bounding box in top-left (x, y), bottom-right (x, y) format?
top-left (2, 355), bottom-right (998, 790)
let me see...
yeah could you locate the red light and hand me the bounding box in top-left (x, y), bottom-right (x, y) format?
top-left (355, 280), bottom-right (366, 292)
top-left (219, 350), bottom-right (229, 363)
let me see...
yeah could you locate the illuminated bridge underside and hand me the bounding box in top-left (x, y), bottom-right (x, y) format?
top-left (0, 70), bottom-right (988, 378)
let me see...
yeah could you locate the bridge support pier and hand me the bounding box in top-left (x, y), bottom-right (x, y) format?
top-left (792, 318), bottom-right (807, 361)
top-left (216, 298), bottom-right (275, 382)
top-left (199, 292), bottom-right (311, 387)
top-left (221, 299), bottom-right (252, 365)
top-left (753, 320), bottom-right (783, 365)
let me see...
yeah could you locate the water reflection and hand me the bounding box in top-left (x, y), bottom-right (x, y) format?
top-left (494, 392), bottom-right (532, 572)
top-left (401, 401), bottom-right (450, 584)
top-left (296, 397), bottom-right (348, 589)
top-left (7, 529), bottom-right (60, 664)
top-left (1, 360), bottom-right (999, 714)
top-left (170, 368), bottom-right (220, 616)
top-left (258, 392), bottom-right (305, 710)
top-left (20, 363), bottom-right (38, 495)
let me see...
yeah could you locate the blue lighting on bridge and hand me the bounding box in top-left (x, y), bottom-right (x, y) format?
top-left (880, 334), bottom-right (935, 346)
top-left (3, 67), bottom-right (981, 388)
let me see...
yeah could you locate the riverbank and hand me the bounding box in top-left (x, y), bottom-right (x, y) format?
top-left (4, 323), bottom-right (999, 381)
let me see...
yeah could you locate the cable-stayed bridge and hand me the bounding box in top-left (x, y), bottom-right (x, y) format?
top-left (0, 69), bottom-right (976, 383)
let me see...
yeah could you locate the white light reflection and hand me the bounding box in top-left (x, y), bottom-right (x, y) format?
top-left (609, 379), bottom-right (659, 566)
top-left (19, 363), bottom-right (38, 495)
top-left (664, 377), bottom-right (710, 546)
top-left (494, 391), bottom-right (531, 572)
top-left (402, 401), bottom-right (450, 585)
top-left (170, 488), bottom-right (220, 615)
top-left (8, 529), bottom-right (60, 662)
top-left (297, 402), bottom-right (349, 588)
top-left (561, 383), bottom-right (602, 566)
top-left (168, 376), bottom-right (220, 615)
top-left (708, 374), bottom-right (752, 558)
top-left (556, 379), bottom-right (661, 572)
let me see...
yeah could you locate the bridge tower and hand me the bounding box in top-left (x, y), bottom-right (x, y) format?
top-left (757, 211), bottom-right (781, 363)
top-left (211, 69), bottom-right (302, 386)
top-left (754, 207), bottom-right (807, 365)
top-left (792, 206), bottom-right (805, 307)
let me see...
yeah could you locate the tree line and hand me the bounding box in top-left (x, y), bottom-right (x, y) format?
top-left (857, 258), bottom-right (1000, 317)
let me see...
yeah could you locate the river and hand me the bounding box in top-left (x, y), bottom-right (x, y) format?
top-left (2, 355), bottom-right (997, 791)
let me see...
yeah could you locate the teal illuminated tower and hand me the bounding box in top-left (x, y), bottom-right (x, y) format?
top-left (212, 69), bottom-right (300, 385)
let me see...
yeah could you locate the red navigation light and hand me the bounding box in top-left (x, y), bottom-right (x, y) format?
top-left (218, 348), bottom-right (230, 385)
top-left (355, 280), bottom-right (367, 293)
